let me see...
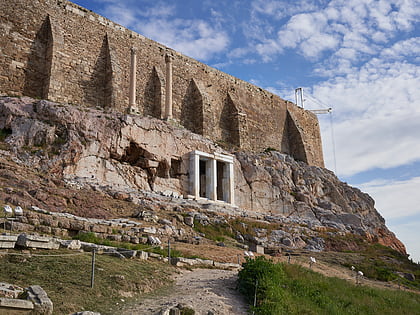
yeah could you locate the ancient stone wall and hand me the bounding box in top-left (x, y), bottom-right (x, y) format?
top-left (0, 0), bottom-right (324, 167)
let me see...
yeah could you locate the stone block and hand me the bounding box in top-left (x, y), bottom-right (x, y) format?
top-left (16, 234), bottom-right (60, 250)
top-left (0, 282), bottom-right (23, 299)
top-left (212, 262), bottom-right (241, 270)
top-left (0, 297), bottom-right (34, 309)
top-left (141, 227), bottom-right (156, 234)
top-left (59, 239), bottom-right (81, 250)
top-left (184, 216), bottom-right (194, 226)
top-left (0, 235), bottom-right (18, 249)
top-left (147, 235), bottom-right (161, 245)
top-left (116, 248), bottom-right (137, 259)
top-left (121, 235), bottom-right (131, 242)
top-left (26, 285), bottom-right (53, 315)
top-left (137, 251), bottom-right (148, 260)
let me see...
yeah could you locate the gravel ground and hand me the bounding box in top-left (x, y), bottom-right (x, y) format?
top-left (120, 268), bottom-right (249, 315)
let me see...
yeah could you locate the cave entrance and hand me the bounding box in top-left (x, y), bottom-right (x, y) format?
top-left (190, 150), bottom-right (234, 205)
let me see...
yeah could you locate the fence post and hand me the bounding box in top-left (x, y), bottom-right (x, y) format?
top-left (167, 239), bottom-right (171, 264)
top-left (91, 249), bottom-right (96, 288)
top-left (253, 279), bottom-right (258, 309)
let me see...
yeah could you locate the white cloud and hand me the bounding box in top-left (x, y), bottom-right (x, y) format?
top-left (93, 1), bottom-right (230, 61)
top-left (359, 177), bottom-right (420, 219)
top-left (249, 0), bottom-right (420, 69)
top-left (311, 56), bottom-right (420, 176)
top-left (137, 19), bottom-right (229, 60)
top-left (380, 37), bottom-right (420, 60)
top-left (251, 0), bottom-right (324, 20)
top-left (101, 2), bottom-right (138, 27)
top-left (388, 218), bottom-right (420, 262)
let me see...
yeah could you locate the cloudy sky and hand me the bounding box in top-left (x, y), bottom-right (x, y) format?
top-left (72, 0), bottom-right (420, 262)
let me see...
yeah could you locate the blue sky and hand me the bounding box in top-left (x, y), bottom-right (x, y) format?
top-left (72, 0), bottom-right (420, 262)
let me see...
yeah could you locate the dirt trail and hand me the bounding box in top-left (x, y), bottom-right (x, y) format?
top-left (121, 268), bottom-right (248, 315)
top-left (119, 252), bottom-right (418, 315)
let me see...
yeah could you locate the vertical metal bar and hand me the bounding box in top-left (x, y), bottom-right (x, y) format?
top-left (90, 249), bottom-right (96, 288)
top-left (253, 279), bottom-right (258, 308)
top-left (168, 239), bottom-right (171, 264)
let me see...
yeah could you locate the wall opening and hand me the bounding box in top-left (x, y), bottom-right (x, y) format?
top-left (170, 158), bottom-right (182, 178)
top-left (23, 15), bottom-right (53, 99)
top-left (199, 159), bottom-right (207, 198)
top-left (190, 150), bottom-right (234, 205)
top-left (217, 161), bottom-right (227, 202)
top-left (157, 160), bottom-right (170, 178)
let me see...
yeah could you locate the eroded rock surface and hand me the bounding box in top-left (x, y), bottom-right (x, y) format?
top-left (0, 97), bottom-right (406, 255)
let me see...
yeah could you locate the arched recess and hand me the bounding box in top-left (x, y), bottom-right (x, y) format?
top-left (23, 15), bottom-right (53, 99)
top-left (286, 110), bottom-right (308, 163)
top-left (82, 34), bottom-right (113, 108)
top-left (144, 66), bottom-right (164, 118)
top-left (219, 93), bottom-right (241, 148)
top-left (219, 92), bottom-right (249, 149)
top-left (181, 78), bottom-right (209, 135)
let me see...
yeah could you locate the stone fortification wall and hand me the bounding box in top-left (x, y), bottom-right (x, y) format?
top-left (0, 0), bottom-right (324, 167)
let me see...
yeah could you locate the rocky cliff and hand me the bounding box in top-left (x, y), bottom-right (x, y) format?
top-left (0, 96), bottom-right (406, 255)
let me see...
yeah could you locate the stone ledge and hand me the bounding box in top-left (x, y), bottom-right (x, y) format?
top-left (0, 297), bottom-right (34, 310)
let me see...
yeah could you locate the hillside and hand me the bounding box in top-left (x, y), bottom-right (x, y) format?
top-left (0, 96), bottom-right (419, 314)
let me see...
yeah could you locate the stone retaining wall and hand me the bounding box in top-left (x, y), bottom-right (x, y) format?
top-left (0, 0), bottom-right (323, 167)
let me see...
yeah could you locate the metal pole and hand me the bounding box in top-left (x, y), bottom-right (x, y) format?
top-left (253, 279), bottom-right (258, 308)
top-left (91, 249), bottom-right (96, 288)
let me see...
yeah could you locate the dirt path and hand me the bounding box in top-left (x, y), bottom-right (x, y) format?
top-left (120, 268), bottom-right (248, 315)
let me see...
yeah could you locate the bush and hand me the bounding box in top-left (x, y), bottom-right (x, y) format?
top-left (238, 256), bottom-right (288, 314)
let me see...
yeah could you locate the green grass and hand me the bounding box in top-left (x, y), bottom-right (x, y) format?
top-left (193, 220), bottom-right (234, 242)
top-left (238, 256), bottom-right (420, 315)
top-left (0, 249), bottom-right (175, 315)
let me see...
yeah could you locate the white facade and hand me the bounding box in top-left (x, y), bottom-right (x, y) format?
top-left (189, 150), bottom-right (234, 205)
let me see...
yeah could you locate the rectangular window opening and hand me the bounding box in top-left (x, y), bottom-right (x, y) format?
top-left (217, 161), bottom-right (226, 202)
top-left (199, 159), bottom-right (207, 198)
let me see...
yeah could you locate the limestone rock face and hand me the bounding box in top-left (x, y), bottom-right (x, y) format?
top-left (0, 97), bottom-right (406, 254)
top-left (234, 151), bottom-right (405, 254)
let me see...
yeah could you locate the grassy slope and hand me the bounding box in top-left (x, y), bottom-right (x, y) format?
top-left (239, 256), bottom-right (420, 315)
top-left (1, 249), bottom-right (175, 315)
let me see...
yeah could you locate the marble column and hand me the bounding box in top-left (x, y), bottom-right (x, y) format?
top-left (129, 47), bottom-right (137, 110)
top-left (165, 54), bottom-right (173, 119)
top-left (190, 151), bottom-right (200, 199)
top-left (206, 158), bottom-right (217, 201)
top-left (227, 161), bottom-right (235, 205)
